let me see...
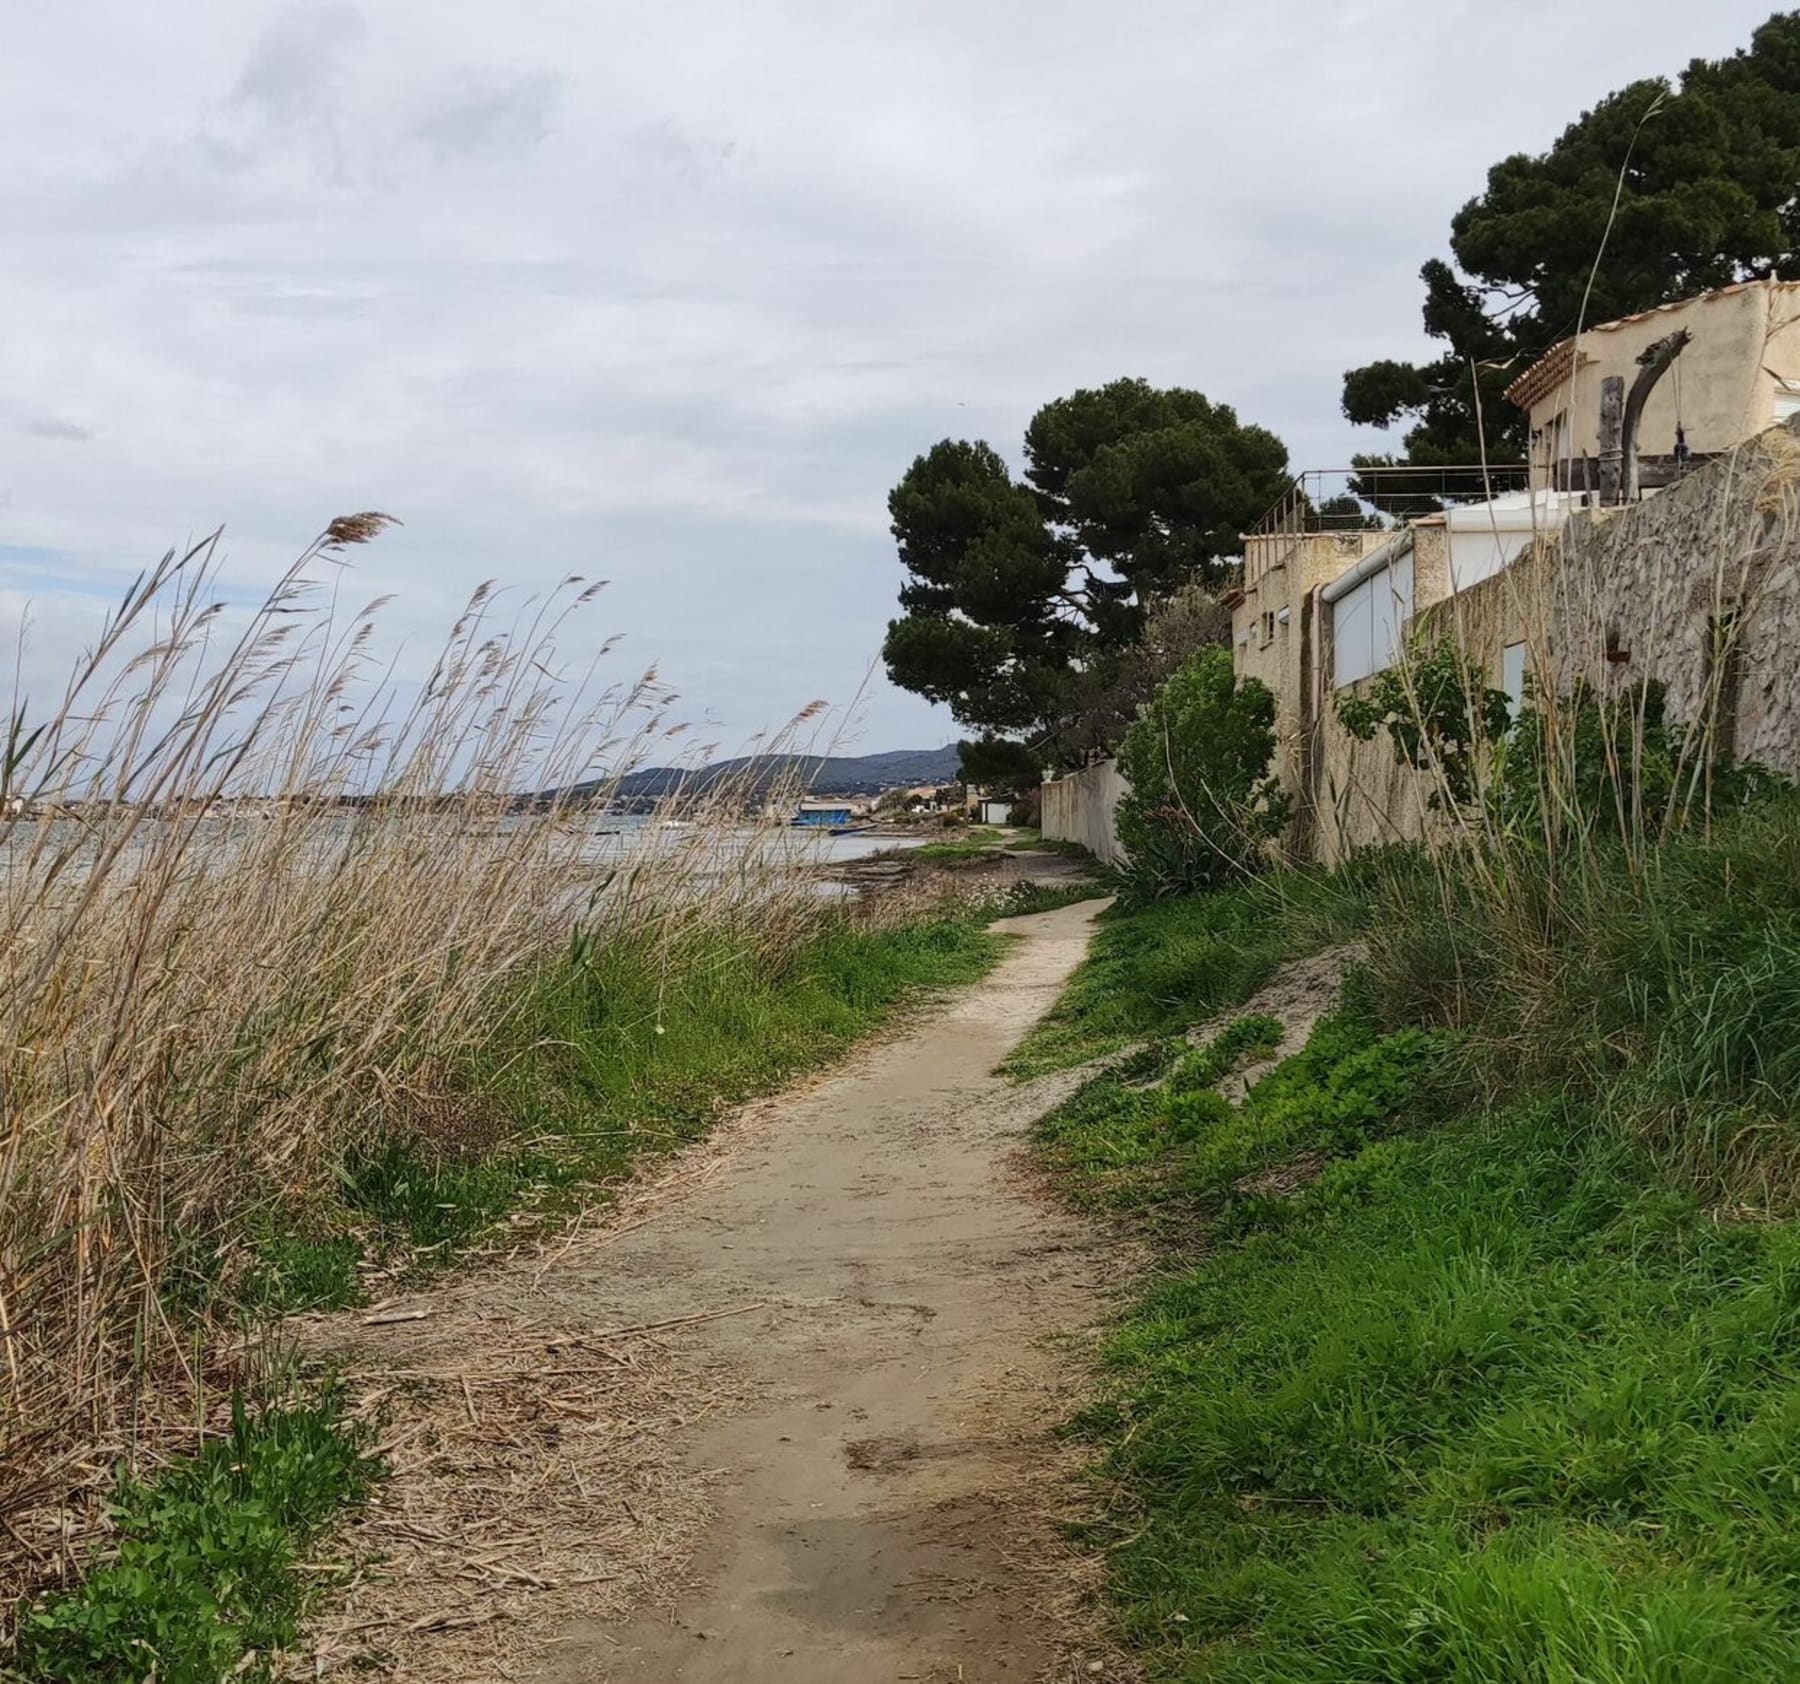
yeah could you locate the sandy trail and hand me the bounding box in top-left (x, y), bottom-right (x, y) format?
top-left (511, 896), bottom-right (1115, 1683)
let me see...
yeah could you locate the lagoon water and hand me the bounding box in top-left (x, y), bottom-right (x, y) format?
top-left (583, 813), bottom-right (922, 867)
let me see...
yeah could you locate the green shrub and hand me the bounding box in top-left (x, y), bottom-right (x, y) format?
top-left (1335, 636), bottom-right (1510, 809)
top-left (1115, 648), bottom-right (1289, 901)
top-left (15, 1391), bottom-right (373, 1683)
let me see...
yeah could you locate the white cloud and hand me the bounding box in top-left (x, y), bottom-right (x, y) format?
top-left (0, 0), bottom-right (1782, 748)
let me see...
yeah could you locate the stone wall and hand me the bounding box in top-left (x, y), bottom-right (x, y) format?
top-left (1040, 758), bottom-right (1128, 866)
top-left (1305, 419), bottom-right (1800, 864)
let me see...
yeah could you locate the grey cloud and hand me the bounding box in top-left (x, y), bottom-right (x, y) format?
top-left (230, 3), bottom-right (367, 126)
top-left (0, 0), bottom-right (1786, 748)
top-left (628, 118), bottom-right (738, 186)
top-left (22, 417), bottom-right (92, 442)
top-left (415, 70), bottom-right (563, 162)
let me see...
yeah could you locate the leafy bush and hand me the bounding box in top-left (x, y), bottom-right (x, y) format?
top-left (1335, 636), bottom-right (1511, 809)
top-left (1115, 648), bottom-right (1290, 900)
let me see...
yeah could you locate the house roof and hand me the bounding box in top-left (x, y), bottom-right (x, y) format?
top-left (1503, 339), bottom-right (1578, 413)
top-left (1441, 489), bottom-right (1587, 530)
top-left (1503, 278), bottom-right (1800, 412)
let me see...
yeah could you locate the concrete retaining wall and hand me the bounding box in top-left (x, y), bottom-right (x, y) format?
top-left (1040, 759), bottom-right (1128, 866)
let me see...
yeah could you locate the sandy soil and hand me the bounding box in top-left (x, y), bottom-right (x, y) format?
top-left (532, 896), bottom-right (1116, 1683)
top-left (1210, 943), bottom-right (1364, 1101)
top-left (299, 896), bottom-right (1124, 1683)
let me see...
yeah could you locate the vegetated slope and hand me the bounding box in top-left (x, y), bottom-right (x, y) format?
top-left (1040, 800), bottom-right (1800, 1682)
top-left (566, 744), bottom-right (961, 802)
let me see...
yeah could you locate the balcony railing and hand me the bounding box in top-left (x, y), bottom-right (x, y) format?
top-left (1249, 463), bottom-right (1532, 541)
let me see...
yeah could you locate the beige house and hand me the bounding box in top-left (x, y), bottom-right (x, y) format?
top-left (1230, 526), bottom-right (1384, 808)
top-left (1508, 277), bottom-right (1800, 497)
top-left (1226, 470), bottom-right (1553, 826)
top-left (1226, 281), bottom-right (1800, 863)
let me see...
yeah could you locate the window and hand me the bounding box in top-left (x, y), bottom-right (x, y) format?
top-left (1332, 552), bottom-right (1414, 687)
top-left (1546, 407), bottom-right (1570, 468)
top-left (1501, 642), bottom-right (1527, 725)
top-left (1777, 380), bottom-right (1800, 425)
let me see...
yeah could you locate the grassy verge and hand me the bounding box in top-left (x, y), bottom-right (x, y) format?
top-left (1044, 797), bottom-right (1800, 1681)
top-left (246, 906), bottom-right (1008, 1311)
top-left (908, 840), bottom-right (1004, 862)
top-left (1006, 833), bottom-right (1096, 859)
top-left (996, 880), bottom-right (1110, 917)
top-left (1002, 862), bottom-right (1386, 1080)
top-left (903, 824), bottom-right (1012, 863)
top-left (0, 525), bottom-right (1041, 1671)
top-left (10, 900), bottom-right (1009, 1677)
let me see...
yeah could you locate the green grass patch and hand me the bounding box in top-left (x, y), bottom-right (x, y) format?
top-left (1036, 1007), bottom-right (1441, 1215)
top-left (900, 824), bottom-right (1018, 864)
top-left (1041, 796), bottom-right (1800, 1680)
top-left (13, 1389), bottom-right (373, 1683)
top-left (103, 909), bottom-right (1005, 1681)
top-left (908, 840), bottom-right (1001, 862)
top-left (1089, 1097), bottom-right (1800, 1682)
top-left (994, 881), bottom-right (1109, 918)
top-left (1007, 833), bottom-right (1097, 860)
top-left (1003, 866), bottom-right (1380, 1080)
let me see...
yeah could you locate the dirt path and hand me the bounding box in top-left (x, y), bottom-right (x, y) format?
top-left (533, 897), bottom-right (1113, 1682)
top-left (303, 897), bottom-right (1121, 1683)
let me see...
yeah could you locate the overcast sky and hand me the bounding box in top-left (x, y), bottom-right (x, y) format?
top-left (2, 1), bottom-right (1782, 759)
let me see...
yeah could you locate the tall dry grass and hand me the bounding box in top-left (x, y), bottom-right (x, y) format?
top-left (0, 519), bottom-right (838, 1611)
top-left (1328, 402), bottom-right (1800, 1199)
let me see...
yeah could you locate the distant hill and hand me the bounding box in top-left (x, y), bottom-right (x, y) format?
top-left (562, 745), bottom-right (961, 803)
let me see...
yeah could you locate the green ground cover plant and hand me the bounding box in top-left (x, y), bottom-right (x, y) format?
top-left (1002, 862), bottom-right (1391, 1079)
top-left (1044, 789), bottom-right (1800, 1681)
top-left (10, 1391), bottom-right (374, 1684)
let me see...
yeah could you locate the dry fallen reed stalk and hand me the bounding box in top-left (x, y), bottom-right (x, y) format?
top-left (0, 521), bottom-right (849, 1622)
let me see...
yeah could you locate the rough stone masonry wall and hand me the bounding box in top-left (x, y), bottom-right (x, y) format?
top-left (1308, 418), bottom-right (1800, 865)
top-left (1544, 420), bottom-right (1800, 769)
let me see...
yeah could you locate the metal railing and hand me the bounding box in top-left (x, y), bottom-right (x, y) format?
top-left (1250, 463), bottom-right (1532, 540)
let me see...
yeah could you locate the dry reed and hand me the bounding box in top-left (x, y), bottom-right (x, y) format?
top-left (0, 521), bottom-right (846, 1621)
